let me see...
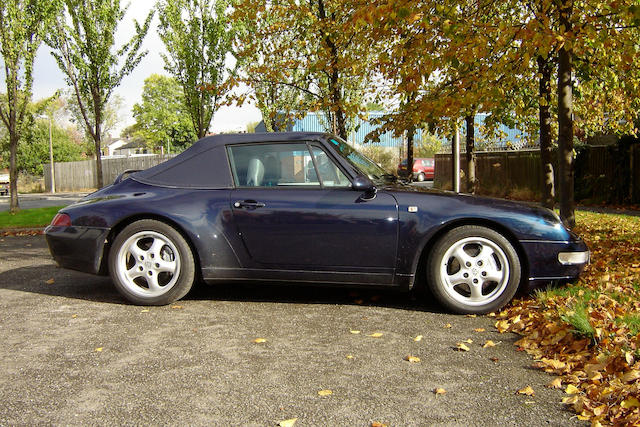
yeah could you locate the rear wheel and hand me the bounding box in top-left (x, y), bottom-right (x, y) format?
top-left (109, 220), bottom-right (195, 305)
top-left (416, 172), bottom-right (425, 182)
top-left (427, 225), bottom-right (521, 314)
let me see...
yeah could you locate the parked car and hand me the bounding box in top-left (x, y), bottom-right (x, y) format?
top-left (397, 157), bottom-right (434, 181)
top-left (45, 132), bottom-right (589, 314)
top-left (0, 174), bottom-right (9, 196)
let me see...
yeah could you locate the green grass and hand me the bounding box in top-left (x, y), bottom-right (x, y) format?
top-left (560, 303), bottom-right (596, 339)
top-left (0, 206), bottom-right (65, 229)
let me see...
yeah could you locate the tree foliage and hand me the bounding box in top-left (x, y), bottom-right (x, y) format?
top-left (157, 0), bottom-right (236, 139)
top-left (0, 0), bottom-right (59, 212)
top-left (233, 0), bottom-right (376, 139)
top-left (131, 74), bottom-right (196, 152)
top-left (47, 0), bottom-right (152, 188)
top-left (353, 0), bottom-right (640, 226)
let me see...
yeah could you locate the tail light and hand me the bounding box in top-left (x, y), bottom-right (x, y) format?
top-left (50, 213), bottom-right (71, 227)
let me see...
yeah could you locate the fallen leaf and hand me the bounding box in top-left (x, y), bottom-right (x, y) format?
top-left (565, 384), bottom-right (580, 394)
top-left (345, 354), bottom-right (354, 359)
top-left (413, 335), bottom-right (423, 342)
top-left (490, 357), bottom-right (499, 363)
top-left (592, 404), bottom-right (607, 416)
top-left (482, 340), bottom-right (496, 348)
top-left (547, 378), bottom-right (562, 389)
top-left (71, 314), bottom-right (77, 318)
top-left (495, 320), bottom-right (509, 333)
top-left (141, 309), bottom-right (149, 313)
top-left (463, 338), bottom-right (473, 344)
top-left (253, 338), bottom-right (267, 343)
top-left (444, 323), bottom-right (452, 328)
top-left (434, 388), bottom-right (446, 395)
top-left (370, 422), bottom-right (388, 427)
top-left (404, 355), bottom-right (421, 363)
top-left (517, 386), bottom-right (535, 396)
top-left (279, 418), bottom-right (297, 427)
top-left (621, 397), bottom-right (640, 409)
top-left (368, 332), bottom-right (383, 338)
top-left (474, 328), bottom-right (486, 332)
top-left (465, 314), bottom-right (477, 318)
top-left (317, 389), bottom-right (332, 396)
top-left (95, 347), bottom-right (103, 352)
top-left (621, 370), bottom-right (640, 383)
top-left (45, 278), bottom-right (54, 285)
top-left (456, 342), bottom-right (470, 351)
top-left (171, 305), bottom-right (183, 309)
top-left (349, 330), bottom-right (361, 334)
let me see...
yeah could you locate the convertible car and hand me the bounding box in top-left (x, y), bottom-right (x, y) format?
top-left (45, 132), bottom-right (589, 313)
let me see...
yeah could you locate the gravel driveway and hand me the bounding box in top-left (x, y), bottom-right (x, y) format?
top-left (0, 235), bottom-right (580, 426)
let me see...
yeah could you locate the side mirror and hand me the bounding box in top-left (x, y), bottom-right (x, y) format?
top-left (352, 175), bottom-right (377, 199)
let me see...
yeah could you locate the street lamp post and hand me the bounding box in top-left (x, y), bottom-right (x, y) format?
top-left (48, 115), bottom-right (55, 193)
top-left (37, 114), bottom-right (55, 193)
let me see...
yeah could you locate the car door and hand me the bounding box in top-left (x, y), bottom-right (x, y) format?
top-left (227, 141), bottom-right (398, 281)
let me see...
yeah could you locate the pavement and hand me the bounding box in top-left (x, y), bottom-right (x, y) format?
top-left (0, 235), bottom-right (582, 426)
top-left (0, 192), bottom-right (87, 212)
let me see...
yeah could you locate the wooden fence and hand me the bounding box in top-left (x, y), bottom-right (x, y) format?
top-left (435, 145), bottom-right (640, 204)
top-left (44, 155), bottom-right (175, 192)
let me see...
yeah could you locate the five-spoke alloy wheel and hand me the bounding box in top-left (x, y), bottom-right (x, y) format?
top-left (427, 225), bottom-right (521, 314)
top-left (109, 220), bottom-right (195, 305)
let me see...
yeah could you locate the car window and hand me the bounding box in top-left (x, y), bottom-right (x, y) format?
top-left (310, 147), bottom-right (351, 187)
top-left (228, 143), bottom-right (320, 187)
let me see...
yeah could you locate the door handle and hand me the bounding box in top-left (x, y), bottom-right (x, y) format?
top-left (233, 200), bottom-right (266, 209)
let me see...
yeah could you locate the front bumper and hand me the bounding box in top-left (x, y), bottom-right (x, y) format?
top-left (45, 226), bottom-right (110, 275)
top-left (520, 238), bottom-right (590, 284)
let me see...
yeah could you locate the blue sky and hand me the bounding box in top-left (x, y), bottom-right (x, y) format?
top-left (26, 2), bottom-right (261, 135)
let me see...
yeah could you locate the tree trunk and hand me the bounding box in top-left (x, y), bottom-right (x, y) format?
top-left (557, 1), bottom-right (575, 228)
top-left (465, 115), bottom-right (476, 194)
top-left (94, 115), bottom-right (104, 188)
top-left (9, 131), bottom-right (20, 213)
top-left (538, 55), bottom-right (555, 209)
top-left (407, 126), bottom-right (415, 181)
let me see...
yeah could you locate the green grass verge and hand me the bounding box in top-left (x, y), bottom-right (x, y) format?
top-left (0, 206), bottom-right (65, 229)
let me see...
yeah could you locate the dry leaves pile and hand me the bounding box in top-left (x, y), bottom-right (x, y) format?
top-left (496, 211), bottom-right (640, 425)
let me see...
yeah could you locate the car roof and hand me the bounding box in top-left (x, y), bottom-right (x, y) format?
top-left (132, 132), bottom-right (332, 189)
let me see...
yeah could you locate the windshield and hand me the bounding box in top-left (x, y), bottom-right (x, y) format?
top-left (327, 137), bottom-right (393, 183)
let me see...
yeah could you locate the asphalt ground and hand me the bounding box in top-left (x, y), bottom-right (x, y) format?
top-left (0, 193), bottom-right (87, 212)
top-left (0, 235), bottom-right (582, 426)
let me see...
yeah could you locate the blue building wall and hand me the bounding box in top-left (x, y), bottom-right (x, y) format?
top-left (254, 112), bottom-right (534, 150)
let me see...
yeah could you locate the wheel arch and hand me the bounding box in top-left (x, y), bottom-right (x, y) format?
top-left (411, 218), bottom-right (529, 292)
top-left (98, 214), bottom-right (202, 280)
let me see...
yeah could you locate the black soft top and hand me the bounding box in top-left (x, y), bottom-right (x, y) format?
top-left (132, 132), bottom-right (329, 189)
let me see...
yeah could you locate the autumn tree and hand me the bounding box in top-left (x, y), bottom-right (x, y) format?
top-left (0, 0), bottom-right (59, 212)
top-left (157, 0), bottom-right (236, 139)
top-left (47, 0), bottom-right (152, 188)
top-left (131, 74), bottom-right (196, 152)
top-left (234, 0), bottom-right (375, 140)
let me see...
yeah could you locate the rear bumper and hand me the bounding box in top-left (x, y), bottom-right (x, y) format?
top-left (520, 238), bottom-right (590, 284)
top-left (45, 225), bottom-right (109, 275)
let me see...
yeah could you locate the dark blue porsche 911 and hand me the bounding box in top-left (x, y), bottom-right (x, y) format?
top-left (45, 132), bottom-right (589, 313)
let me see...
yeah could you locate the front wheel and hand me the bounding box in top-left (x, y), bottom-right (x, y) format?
top-left (427, 225), bottom-right (521, 314)
top-left (109, 219), bottom-right (195, 305)
top-left (416, 172), bottom-right (425, 182)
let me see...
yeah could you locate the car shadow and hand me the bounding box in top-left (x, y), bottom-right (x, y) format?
top-left (0, 264), bottom-right (445, 313)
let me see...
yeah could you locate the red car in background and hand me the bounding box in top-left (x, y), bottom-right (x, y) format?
top-left (397, 158), bottom-right (434, 181)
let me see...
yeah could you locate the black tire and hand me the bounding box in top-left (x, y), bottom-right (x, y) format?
top-left (416, 173), bottom-right (425, 182)
top-left (427, 225), bottom-right (521, 314)
top-left (108, 219), bottom-right (195, 305)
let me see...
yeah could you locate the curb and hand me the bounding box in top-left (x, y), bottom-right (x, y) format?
top-left (0, 227), bottom-right (46, 236)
